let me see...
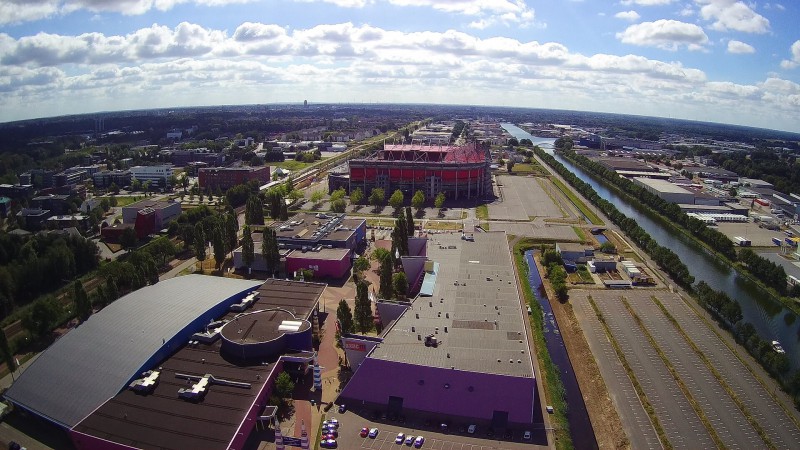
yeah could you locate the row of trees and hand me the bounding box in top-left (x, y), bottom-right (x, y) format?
top-left (541, 249), bottom-right (568, 301)
top-left (738, 249), bottom-right (790, 295)
top-left (535, 148), bottom-right (696, 288)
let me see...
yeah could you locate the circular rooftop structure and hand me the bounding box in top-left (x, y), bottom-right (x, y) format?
top-left (220, 309), bottom-right (312, 360)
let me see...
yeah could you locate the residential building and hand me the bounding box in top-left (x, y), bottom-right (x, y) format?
top-left (198, 166), bottom-right (270, 191)
top-left (30, 194), bottom-right (72, 215)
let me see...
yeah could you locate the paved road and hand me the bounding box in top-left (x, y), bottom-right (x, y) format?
top-left (659, 292), bottom-right (800, 449)
top-left (626, 293), bottom-right (762, 449)
top-left (591, 291), bottom-right (714, 449)
top-left (570, 292), bottom-right (662, 450)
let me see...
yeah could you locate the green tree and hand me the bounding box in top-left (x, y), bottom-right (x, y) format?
top-left (389, 189), bottom-right (404, 212)
top-left (194, 223), bottom-right (206, 261)
top-left (331, 198), bottom-right (346, 213)
top-left (212, 225), bottom-right (226, 269)
top-left (310, 190), bottom-right (325, 206)
top-left (73, 280), bottom-right (92, 322)
top-left (353, 281), bottom-right (373, 333)
top-left (369, 188), bottom-right (385, 210)
top-left (241, 225), bottom-right (255, 273)
top-left (411, 190), bottom-right (425, 212)
top-left (109, 194), bottom-right (118, 207)
top-left (105, 277), bottom-right (119, 303)
top-left (0, 330), bottom-right (15, 375)
top-left (434, 192), bottom-right (446, 210)
top-left (261, 229), bottom-right (280, 274)
top-left (22, 296), bottom-right (61, 339)
top-left (507, 159), bottom-right (515, 173)
top-left (279, 202), bottom-right (289, 221)
top-left (350, 187), bottom-right (364, 207)
top-left (353, 256), bottom-right (370, 274)
top-left (372, 247), bottom-right (390, 264)
top-left (225, 213), bottom-right (238, 255)
top-left (379, 257), bottom-right (393, 299)
top-left (392, 272), bottom-right (408, 299)
top-left (245, 195), bottom-right (264, 225)
top-left (330, 188), bottom-right (346, 203)
top-left (336, 299), bottom-right (354, 335)
top-left (120, 227), bottom-right (138, 250)
top-left (275, 371), bottom-right (295, 398)
top-left (405, 207), bottom-right (415, 236)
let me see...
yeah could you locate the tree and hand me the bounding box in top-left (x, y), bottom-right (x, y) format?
top-left (225, 213), bottom-right (238, 255)
top-left (405, 207), bottom-right (415, 236)
top-left (336, 299), bottom-right (354, 335)
top-left (261, 229), bottom-right (280, 274)
top-left (353, 256), bottom-right (370, 274)
top-left (331, 198), bottom-right (346, 213)
top-left (73, 280), bottom-right (92, 322)
top-left (508, 137), bottom-right (519, 146)
top-left (369, 188), bottom-right (385, 210)
top-left (600, 241), bottom-right (617, 253)
top-left (434, 192), bottom-right (446, 211)
top-left (330, 188), bottom-right (346, 203)
top-left (212, 224), bottom-right (226, 269)
top-left (279, 202), bottom-right (289, 221)
top-left (105, 277), bottom-right (119, 303)
top-left (310, 190), bottom-right (325, 206)
top-left (350, 187), bottom-right (364, 208)
top-left (275, 371), bottom-right (295, 398)
top-left (411, 190), bottom-right (425, 213)
top-left (372, 247), bottom-right (391, 264)
top-left (194, 223), bottom-right (206, 261)
top-left (392, 272), bottom-right (408, 299)
top-left (0, 329), bottom-right (15, 375)
top-left (353, 281), bottom-right (373, 333)
top-left (379, 257), bottom-right (393, 299)
top-left (242, 225), bottom-right (255, 273)
top-left (22, 296), bottom-right (61, 339)
top-left (507, 159), bottom-right (515, 173)
top-left (389, 189), bottom-right (404, 212)
top-left (245, 195), bottom-right (264, 225)
top-left (120, 227), bottom-right (138, 250)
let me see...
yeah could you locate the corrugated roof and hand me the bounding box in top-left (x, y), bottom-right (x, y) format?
top-left (4, 275), bottom-right (261, 428)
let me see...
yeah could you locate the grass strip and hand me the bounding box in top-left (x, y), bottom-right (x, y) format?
top-left (549, 177), bottom-right (603, 225)
top-left (572, 226), bottom-right (587, 243)
top-left (587, 296), bottom-right (672, 450)
top-left (512, 241), bottom-right (573, 450)
top-left (476, 204), bottom-right (489, 220)
top-left (650, 296), bottom-right (775, 450)
top-left (621, 297), bottom-right (727, 450)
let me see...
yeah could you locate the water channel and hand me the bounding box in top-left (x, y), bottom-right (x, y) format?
top-left (524, 250), bottom-right (597, 450)
top-left (502, 123), bottom-right (800, 369)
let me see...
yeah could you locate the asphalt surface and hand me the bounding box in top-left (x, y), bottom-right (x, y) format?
top-left (658, 292), bottom-right (800, 449)
top-left (627, 293), bottom-right (763, 449)
top-left (570, 292), bottom-right (662, 450)
top-left (489, 176), bottom-right (565, 221)
top-left (589, 291), bottom-right (715, 449)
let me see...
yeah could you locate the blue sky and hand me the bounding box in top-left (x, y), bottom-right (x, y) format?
top-left (0, 0), bottom-right (799, 132)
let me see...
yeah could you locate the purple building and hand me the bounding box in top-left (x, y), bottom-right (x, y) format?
top-left (339, 232), bottom-right (537, 429)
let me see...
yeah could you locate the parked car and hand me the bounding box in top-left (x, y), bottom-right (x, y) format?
top-left (338, 404), bottom-right (347, 413)
top-left (324, 429), bottom-right (338, 438)
top-left (404, 435), bottom-right (415, 445)
top-left (323, 433), bottom-right (337, 441)
top-left (414, 436), bottom-right (425, 448)
top-left (523, 431), bottom-right (532, 441)
top-left (327, 418), bottom-right (339, 427)
top-left (467, 424), bottom-right (476, 434)
top-left (369, 428), bottom-right (379, 438)
top-left (360, 427), bottom-right (369, 438)
top-left (395, 432), bottom-right (405, 444)
top-left (320, 439), bottom-right (337, 448)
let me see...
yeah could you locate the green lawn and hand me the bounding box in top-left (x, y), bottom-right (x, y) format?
top-left (101, 195), bottom-right (140, 207)
top-left (550, 178), bottom-right (604, 225)
top-left (476, 204), bottom-right (489, 220)
top-left (512, 163), bottom-right (549, 176)
top-left (270, 160), bottom-right (316, 171)
top-left (425, 221), bottom-right (462, 231)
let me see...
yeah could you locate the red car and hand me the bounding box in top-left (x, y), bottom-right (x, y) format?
top-left (360, 427), bottom-right (369, 438)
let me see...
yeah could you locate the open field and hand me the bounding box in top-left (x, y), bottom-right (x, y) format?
top-left (489, 176), bottom-right (564, 221)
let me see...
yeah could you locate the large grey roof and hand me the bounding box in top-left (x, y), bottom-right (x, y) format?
top-left (4, 275), bottom-right (261, 428)
top-left (370, 232), bottom-right (534, 378)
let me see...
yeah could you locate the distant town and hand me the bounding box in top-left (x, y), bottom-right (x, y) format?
top-left (0, 104), bottom-right (799, 450)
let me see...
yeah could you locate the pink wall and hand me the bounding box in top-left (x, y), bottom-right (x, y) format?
top-left (286, 255), bottom-right (349, 279)
top-left (227, 360), bottom-right (284, 450)
top-left (70, 429), bottom-right (140, 450)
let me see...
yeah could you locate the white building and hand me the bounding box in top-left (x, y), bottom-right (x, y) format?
top-left (129, 165), bottom-right (174, 187)
top-left (633, 177), bottom-right (695, 204)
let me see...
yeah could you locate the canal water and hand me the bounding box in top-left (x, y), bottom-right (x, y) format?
top-left (525, 250), bottom-right (597, 450)
top-left (502, 123), bottom-right (800, 369)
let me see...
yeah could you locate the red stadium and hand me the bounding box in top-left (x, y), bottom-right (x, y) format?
top-left (329, 141), bottom-right (491, 200)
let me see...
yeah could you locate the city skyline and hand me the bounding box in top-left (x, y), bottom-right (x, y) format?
top-left (1, 0), bottom-right (799, 132)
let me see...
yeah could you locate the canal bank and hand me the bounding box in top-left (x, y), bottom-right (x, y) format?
top-left (501, 123), bottom-right (800, 370)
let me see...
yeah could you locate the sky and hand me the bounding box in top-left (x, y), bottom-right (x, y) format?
top-left (0, 1), bottom-right (799, 133)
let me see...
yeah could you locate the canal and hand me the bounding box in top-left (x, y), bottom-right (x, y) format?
top-left (502, 123), bottom-right (800, 369)
top-left (525, 250), bottom-right (597, 450)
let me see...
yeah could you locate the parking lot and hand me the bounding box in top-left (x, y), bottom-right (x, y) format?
top-left (326, 407), bottom-right (547, 450)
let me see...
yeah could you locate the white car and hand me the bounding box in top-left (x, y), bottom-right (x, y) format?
top-left (523, 430), bottom-right (532, 440)
top-left (467, 424), bottom-right (476, 434)
top-left (395, 433), bottom-right (405, 444)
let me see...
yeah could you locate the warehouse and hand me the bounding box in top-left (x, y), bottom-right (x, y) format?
top-left (4, 276), bottom-right (325, 450)
top-left (633, 177), bottom-right (695, 204)
top-left (331, 141), bottom-right (491, 200)
top-left (338, 233), bottom-right (537, 431)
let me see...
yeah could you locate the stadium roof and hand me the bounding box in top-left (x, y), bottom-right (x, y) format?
top-left (382, 143), bottom-right (486, 164)
top-left (4, 275), bottom-right (261, 428)
top-left (369, 232), bottom-right (534, 378)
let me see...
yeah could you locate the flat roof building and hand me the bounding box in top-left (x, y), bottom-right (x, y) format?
top-left (338, 232), bottom-right (537, 429)
top-left (198, 166), bottom-right (270, 191)
top-left (633, 177), bottom-right (695, 204)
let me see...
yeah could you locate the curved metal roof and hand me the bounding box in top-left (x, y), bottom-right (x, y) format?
top-left (4, 275), bottom-right (261, 428)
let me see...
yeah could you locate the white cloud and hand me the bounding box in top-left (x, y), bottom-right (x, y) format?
top-left (763, 3), bottom-right (785, 10)
top-left (615, 10), bottom-right (641, 21)
top-left (1, 21), bottom-right (800, 132)
top-left (620, 0), bottom-right (673, 5)
top-left (780, 40), bottom-right (800, 69)
top-left (696, 0), bottom-right (770, 33)
top-left (726, 40), bottom-right (754, 54)
top-left (616, 19), bottom-right (708, 51)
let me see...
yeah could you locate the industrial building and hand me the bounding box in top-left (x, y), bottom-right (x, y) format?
top-left (633, 177), bottom-right (696, 204)
top-left (198, 166), bottom-right (271, 191)
top-left (329, 141), bottom-right (491, 200)
top-left (5, 276), bottom-right (326, 450)
top-left (338, 233), bottom-right (538, 430)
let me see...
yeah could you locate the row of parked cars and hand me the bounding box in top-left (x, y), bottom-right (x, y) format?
top-left (360, 427), bottom-right (425, 448)
top-left (320, 418), bottom-right (340, 448)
